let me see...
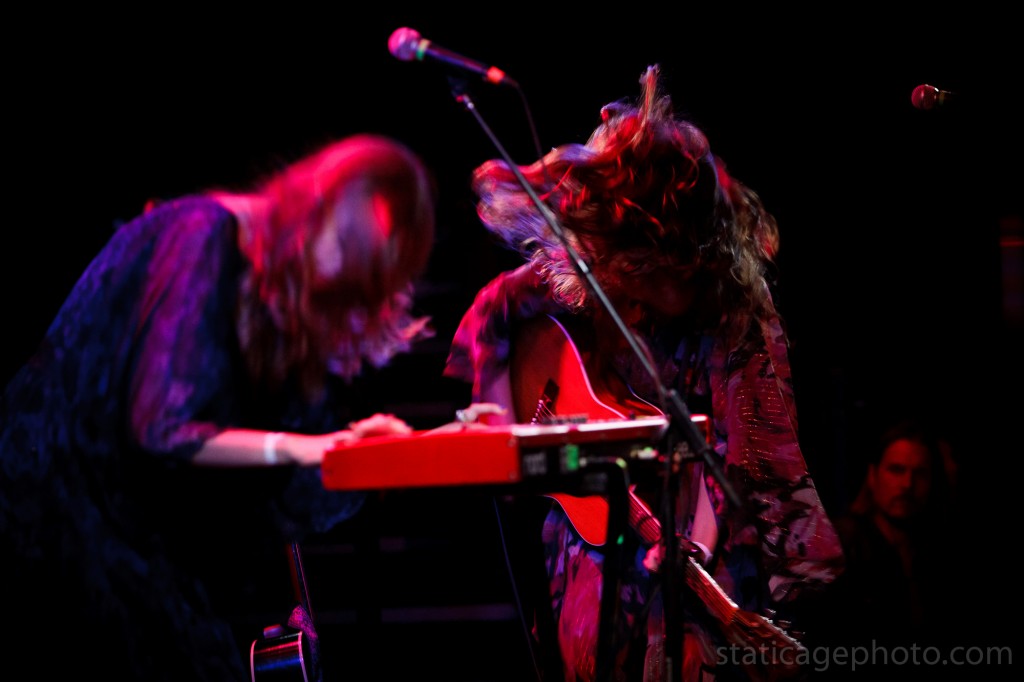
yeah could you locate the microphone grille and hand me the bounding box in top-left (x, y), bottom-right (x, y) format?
top-left (911, 84), bottom-right (938, 110)
top-left (388, 27), bottom-right (422, 61)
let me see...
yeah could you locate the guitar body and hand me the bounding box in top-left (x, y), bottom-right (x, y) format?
top-left (250, 627), bottom-right (312, 682)
top-left (511, 314), bottom-right (806, 681)
top-left (250, 543), bottom-right (317, 682)
top-left (511, 314), bottom-right (662, 426)
top-left (510, 313), bottom-right (663, 546)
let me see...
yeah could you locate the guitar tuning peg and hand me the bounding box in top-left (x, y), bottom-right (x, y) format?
top-left (761, 608), bottom-right (776, 622)
top-left (775, 619), bottom-right (792, 630)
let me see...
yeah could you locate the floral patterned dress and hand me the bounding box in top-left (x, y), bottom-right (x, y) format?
top-left (445, 263), bottom-right (844, 681)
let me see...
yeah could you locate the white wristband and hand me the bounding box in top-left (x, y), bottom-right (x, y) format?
top-left (263, 432), bottom-right (285, 465)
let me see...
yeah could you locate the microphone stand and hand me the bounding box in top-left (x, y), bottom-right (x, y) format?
top-left (446, 76), bottom-right (741, 682)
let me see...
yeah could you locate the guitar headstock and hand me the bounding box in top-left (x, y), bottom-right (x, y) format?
top-left (722, 610), bottom-right (806, 682)
top-left (729, 609), bottom-right (805, 651)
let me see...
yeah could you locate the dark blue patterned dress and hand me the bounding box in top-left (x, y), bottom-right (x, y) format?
top-left (0, 196), bottom-right (365, 680)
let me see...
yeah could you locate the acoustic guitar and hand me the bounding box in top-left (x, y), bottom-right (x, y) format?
top-left (510, 314), bottom-right (806, 680)
top-left (250, 542), bottom-right (317, 682)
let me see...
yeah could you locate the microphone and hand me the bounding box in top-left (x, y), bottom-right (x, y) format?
top-left (911, 84), bottom-right (956, 110)
top-left (388, 27), bottom-right (517, 87)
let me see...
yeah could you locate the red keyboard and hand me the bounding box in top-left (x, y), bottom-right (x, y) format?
top-left (321, 416), bottom-right (671, 491)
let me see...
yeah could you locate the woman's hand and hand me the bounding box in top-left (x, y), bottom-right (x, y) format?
top-left (348, 413), bottom-right (415, 439)
top-left (642, 536), bottom-right (712, 573)
top-left (287, 407), bottom-right (508, 466)
top-left (285, 413), bottom-right (415, 466)
top-left (455, 402), bottom-right (508, 425)
top-left (428, 402), bottom-right (508, 434)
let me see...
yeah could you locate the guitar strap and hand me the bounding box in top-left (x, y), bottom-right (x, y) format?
top-left (672, 333), bottom-right (723, 575)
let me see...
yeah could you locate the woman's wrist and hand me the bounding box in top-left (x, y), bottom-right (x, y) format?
top-left (263, 432), bottom-right (286, 465)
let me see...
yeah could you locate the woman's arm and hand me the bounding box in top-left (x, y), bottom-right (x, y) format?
top-left (191, 414), bottom-right (414, 467)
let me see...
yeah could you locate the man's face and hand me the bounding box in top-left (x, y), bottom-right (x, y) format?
top-left (868, 437), bottom-right (933, 522)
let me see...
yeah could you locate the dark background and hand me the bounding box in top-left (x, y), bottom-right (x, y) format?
top-left (5, 5), bottom-right (1021, 679)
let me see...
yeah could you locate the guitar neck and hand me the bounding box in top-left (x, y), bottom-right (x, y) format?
top-left (628, 490), bottom-right (663, 547)
top-left (682, 555), bottom-right (738, 624)
top-left (289, 542), bottom-right (314, 622)
top-left (626, 492), bottom-right (738, 626)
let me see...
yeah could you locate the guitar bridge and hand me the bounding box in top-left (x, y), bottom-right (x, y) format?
top-left (529, 379), bottom-right (560, 424)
